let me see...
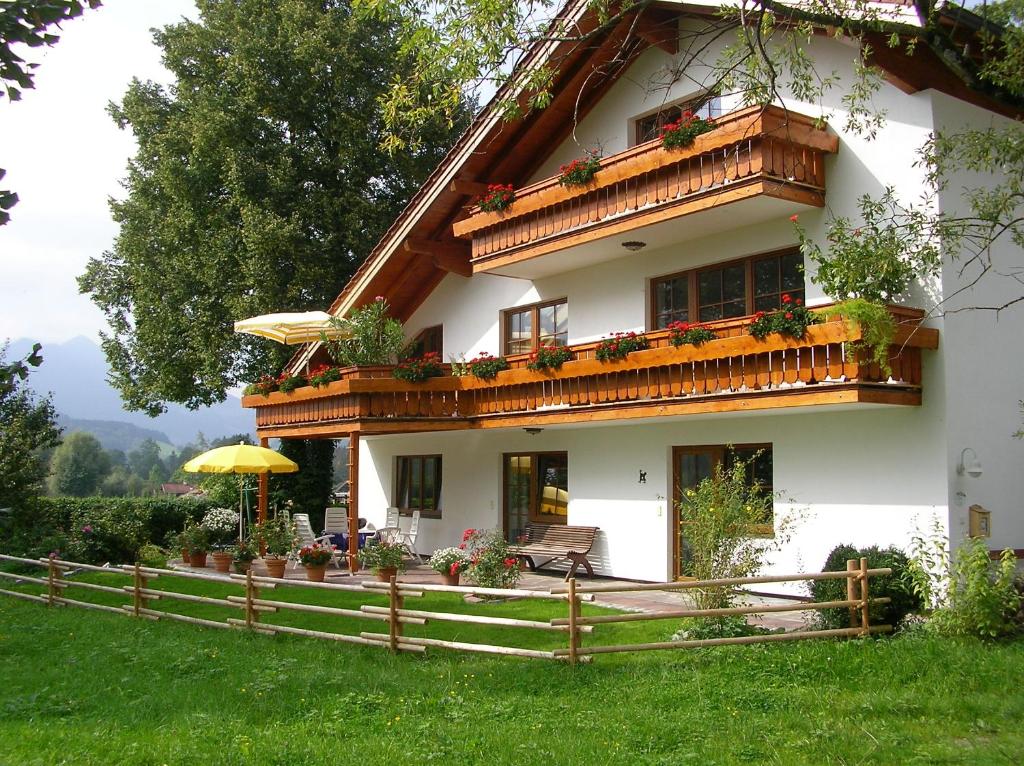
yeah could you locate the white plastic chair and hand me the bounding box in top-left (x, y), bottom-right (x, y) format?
top-left (377, 506), bottom-right (401, 544)
top-left (397, 510), bottom-right (423, 562)
top-left (292, 513), bottom-right (344, 570)
top-left (322, 507), bottom-right (349, 536)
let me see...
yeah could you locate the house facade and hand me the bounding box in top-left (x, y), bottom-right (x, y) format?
top-left (244, 1), bottom-right (1024, 586)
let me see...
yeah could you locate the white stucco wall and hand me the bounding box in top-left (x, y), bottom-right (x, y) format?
top-left (930, 91), bottom-right (1024, 552)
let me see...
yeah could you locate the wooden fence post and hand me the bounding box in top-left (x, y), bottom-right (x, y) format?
top-left (388, 575), bottom-right (402, 653)
top-left (132, 563), bottom-right (145, 617)
top-left (859, 557), bottom-right (870, 636)
top-left (244, 568), bottom-right (258, 628)
top-left (46, 557), bottom-right (59, 607)
top-left (568, 577), bottom-right (579, 666)
top-left (846, 559), bottom-right (858, 629)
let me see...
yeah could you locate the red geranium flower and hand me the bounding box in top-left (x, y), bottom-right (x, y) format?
top-left (785, 312), bottom-right (794, 320)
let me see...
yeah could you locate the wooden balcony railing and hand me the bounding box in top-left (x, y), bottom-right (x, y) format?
top-left (452, 105), bottom-right (839, 271)
top-left (243, 307), bottom-right (937, 437)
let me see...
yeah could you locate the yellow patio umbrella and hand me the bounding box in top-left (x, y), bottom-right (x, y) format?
top-left (183, 443), bottom-right (299, 539)
top-left (233, 311), bottom-right (349, 345)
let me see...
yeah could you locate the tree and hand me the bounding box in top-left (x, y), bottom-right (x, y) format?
top-left (79, 0), bottom-right (470, 415)
top-left (0, 345), bottom-right (62, 511)
top-left (270, 438), bottom-right (335, 532)
top-left (48, 431), bottom-right (110, 497)
top-left (127, 439), bottom-right (166, 484)
top-left (1, 1), bottom-right (100, 224)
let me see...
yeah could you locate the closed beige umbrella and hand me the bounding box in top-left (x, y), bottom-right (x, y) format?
top-left (233, 311), bottom-right (349, 345)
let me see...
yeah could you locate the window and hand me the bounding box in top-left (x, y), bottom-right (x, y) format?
top-left (503, 452), bottom-right (569, 541)
top-left (634, 94), bottom-right (723, 145)
top-left (503, 299), bottom-right (568, 355)
top-left (406, 325), bottom-right (442, 358)
top-left (650, 250), bottom-right (804, 330)
top-left (395, 455), bottom-right (442, 518)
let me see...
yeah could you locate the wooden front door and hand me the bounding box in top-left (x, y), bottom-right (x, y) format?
top-left (503, 452), bottom-right (568, 542)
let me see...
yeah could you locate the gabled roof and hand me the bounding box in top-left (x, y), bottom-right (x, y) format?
top-left (289, 0), bottom-right (1021, 373)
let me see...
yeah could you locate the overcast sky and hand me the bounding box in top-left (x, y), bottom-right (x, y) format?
top-left (0, 0), bottom-right (198, 346)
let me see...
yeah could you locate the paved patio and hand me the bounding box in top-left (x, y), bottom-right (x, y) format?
top-left (177, 559), bottom-right (814, 630)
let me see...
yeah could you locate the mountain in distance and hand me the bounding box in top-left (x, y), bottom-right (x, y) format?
top-left (56, 414), bottom-right (175, 455)
top-left (8, 336), bottom-right (256, 447)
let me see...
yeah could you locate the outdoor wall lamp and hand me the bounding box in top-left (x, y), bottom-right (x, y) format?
top-left (621, 240), bottom-right (646, 251)
top-left (523, 427), bottom-right (544, 435)
top-left (957, 447), bottom-right (983, 478)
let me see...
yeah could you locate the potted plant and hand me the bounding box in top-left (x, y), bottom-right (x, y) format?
top-left (175, 526), bottom-right (192, 564)
top-left (667, 321), bottom-right (717, 347)
top-left (595, 331), bottom-right (649, 362)
top-left (298, 543), bottom-right (334, 582)
top-left (748, 294), bottom-right (816, 340)
top-left (526, 344), bottom-right (573, 371)
top-left (477, 183), bottom-right (515, 212)
top-left (392, 351), bottom-right (444, 383)
top-left (200, 507), bottom-right (240, 573)
top-left (466, 352), bottom-right (510, 380)
top-left (558, 149), bottom-right (602, 187)
top-left (428, 547), bottom-right (471, 586)
top-left (231, 539), bottom-right (258, 574)
top-left (358, 539), bottom-right (407, 582)
top-left (182, 524), bottom-right (210, 568)
top-left (255, 515), bottom-right (296, 578)
top-left (462, 529), bottom-right (522, 590)
top-left (660, 111), bottom-right (715, 149)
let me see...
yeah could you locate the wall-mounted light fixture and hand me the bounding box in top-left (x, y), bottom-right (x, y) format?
top-left (957, 447), bottom-right (983, 478)
top-left (523, 427), bottom-right (543, 436)
top-left (621, 240), bottom-right (646, 252)
top-left (638, 470), bottom-right (647, 484)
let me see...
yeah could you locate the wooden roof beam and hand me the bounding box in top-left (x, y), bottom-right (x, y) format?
top-left (403, 238), bottom-right (472, 278)
top-left (634, 8), bottom-right (678, 54)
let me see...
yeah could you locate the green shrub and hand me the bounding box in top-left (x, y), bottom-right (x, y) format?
top-left (137, 544), bottom-right (168, 568)
top-left (930, 537), bottom-right (1021, 639)
top-left (811, 544), bottom-right (921, 631)
top-left (0, 496), bottom-right (216, 565)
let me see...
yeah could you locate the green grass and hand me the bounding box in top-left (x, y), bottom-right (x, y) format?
top-left (1, 570), bottom-right (1023, 765)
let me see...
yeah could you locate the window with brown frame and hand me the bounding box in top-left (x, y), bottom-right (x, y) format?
top-left (405, 325), bottom-right (442, 359)
top-left (395, 455), bottom-right (442, 518)
top-left (634, 94), bottom-right (723, 145)
top-left (503, 452), bottom-right (569, 541)
top-left (503, 299), bottom-right (568, 355)
top-left (650, 250), bottom-right (805, 329)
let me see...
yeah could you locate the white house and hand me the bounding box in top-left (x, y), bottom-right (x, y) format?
top-left (244, 0), bottom-right (1024, 586)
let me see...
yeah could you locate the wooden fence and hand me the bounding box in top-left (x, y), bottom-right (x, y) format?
top-left (0, 554), bottom-right (892, 664)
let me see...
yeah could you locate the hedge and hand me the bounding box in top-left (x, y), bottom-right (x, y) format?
top-left (0, 496), bottom-right (218, 565)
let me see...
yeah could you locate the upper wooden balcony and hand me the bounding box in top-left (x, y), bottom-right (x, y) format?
top-left (243, 306), bottom-right (937, 439)
top-left (451, 105), bottom-right (838, 278)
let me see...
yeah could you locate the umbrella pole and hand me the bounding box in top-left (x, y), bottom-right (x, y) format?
top-left (239, 474), bottom-right (245, 541)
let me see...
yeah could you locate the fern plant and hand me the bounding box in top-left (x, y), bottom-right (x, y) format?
top-left (822, 298), bottom-right (896, 376)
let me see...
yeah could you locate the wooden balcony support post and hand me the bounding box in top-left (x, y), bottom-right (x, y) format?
top-left (347, 432), bottom-right (360, 573)
top-left (258, 436), bottom-right (269, 525)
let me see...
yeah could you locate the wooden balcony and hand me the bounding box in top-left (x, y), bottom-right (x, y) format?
top-left (451, 105), bottom-right (839, 276)
top-left (243, 307), bottom-right (937, 439)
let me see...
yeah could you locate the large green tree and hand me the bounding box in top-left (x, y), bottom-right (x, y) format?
top-left (0, 345), bottom-right (62, 512)
top-left (0, 0), bottom-right (101, 224)
top-left (48, 431), bottom-right (112, 497)
top-left (80, 0), bottom-right (469, 415)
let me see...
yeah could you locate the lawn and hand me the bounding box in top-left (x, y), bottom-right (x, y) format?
top-left (1, 570), bottom-right (1023, 765)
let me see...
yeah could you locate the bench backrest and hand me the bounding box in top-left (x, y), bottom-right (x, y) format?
top-left (525, 523), bottom-right (598, 551)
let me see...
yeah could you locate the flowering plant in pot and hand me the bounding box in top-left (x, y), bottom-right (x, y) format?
top-left (667, 321), bottom-right (717, 347)
top-left (429, 547), bottom-right (471, 585)
top-left (231, 540), bottom-right (258, 573)
top-left (200, 507), bottom-right (239, 572)
top-left (462, 528), bottom-right (521, 590)
top-left (595, 331), bottom-right (649, 362)
top-left (308, 364), bottom-right (342, 388)
top-left (477, 183), bottom-right (515, 212)
top-left (558, 149), bottom-right (602, 187)
top-left (181, 524), bottom-right (210, 568)
top-left (298, 543), bottom-right (335, 582)
top-left (277, 372), bottom-right (308, 393)
top-left (526, 344), bottom-right (573, 371)
top-left (393, 351), bottom-right (444, 383)
top-left (254, 515), bottom-right (296, 578)
top-left (244, 374), bottom-right (278, 397)
top-left (660, 111), bottom-right (715, 149)
top-left (748, 294), bottom-right (816, 340)
top-left (466, 352), bottom-right (510, 380)
top-left (358, 539), bottom-right (406, 581)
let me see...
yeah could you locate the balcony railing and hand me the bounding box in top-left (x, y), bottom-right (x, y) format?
top-left (452, 105), bottom-right (839, 271)
top-left (243, 307), bottom-right (937, 436)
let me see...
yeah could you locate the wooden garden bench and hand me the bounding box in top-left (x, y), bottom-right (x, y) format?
top-left (511, 524), bottom-right (599, 581)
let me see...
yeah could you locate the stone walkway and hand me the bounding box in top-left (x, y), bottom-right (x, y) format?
top-left (179, 559), bottom-right (814, 630)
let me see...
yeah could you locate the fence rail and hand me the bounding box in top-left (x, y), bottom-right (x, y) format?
top-left (0, 554), bottom-right (891, 663)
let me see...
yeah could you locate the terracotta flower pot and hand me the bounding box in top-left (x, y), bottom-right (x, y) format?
top-left (181, 548), bottom-right (191, 565)
top-left (189, 550), bottom-right (208, 568)
top-left (233, 561), bottom-right (252, 574)
top-left (375, 566), bottom-right (398, 583)
top-left (304, 564), bottom-right (328, 582)
top-left (211, 551), bottom-right (233, 573)
top-left (264, 557), bottom-right (287, 578)
top-left (441, 572), bottom-right (461, 586)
